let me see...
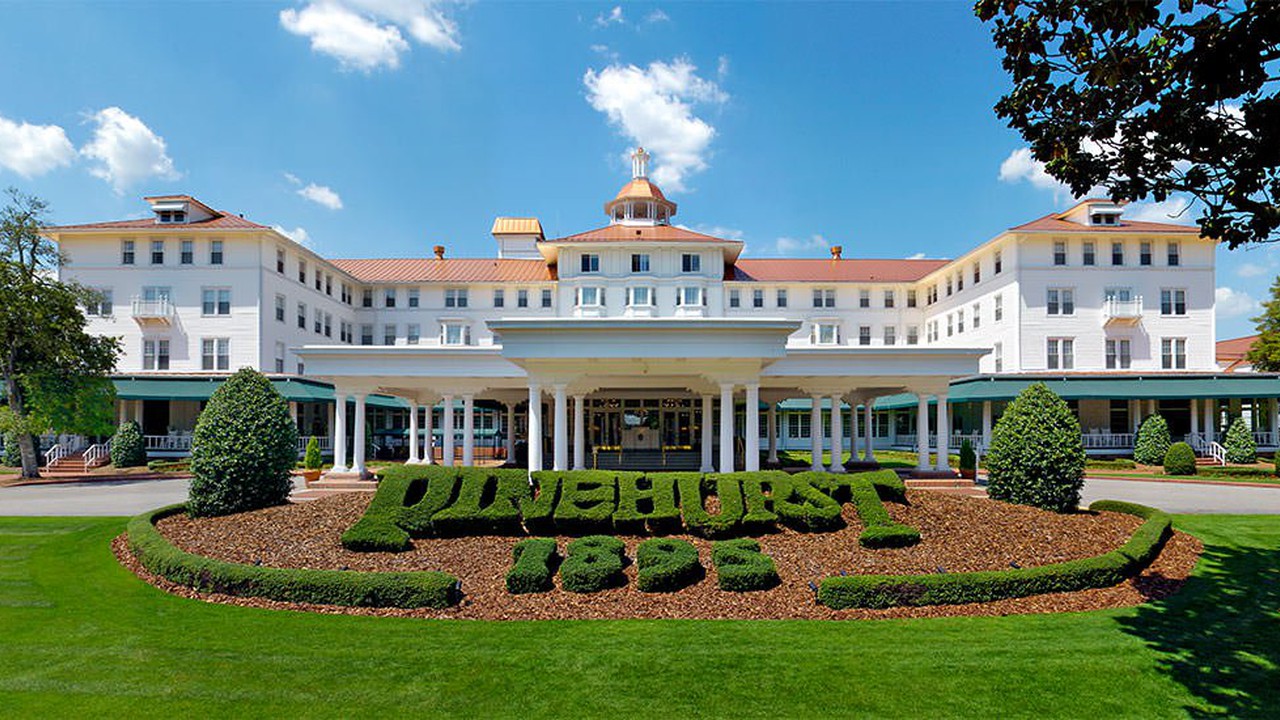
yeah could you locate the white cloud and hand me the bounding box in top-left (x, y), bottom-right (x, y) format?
top-left (906, 252), bottom-right (927, 260)
top-left (0, 114), bottom-right (75, 178)
top-left (772, 234), bottom-right (828, 257)
top-left (682, 224), bottom-right (744, 241)
top-left (279, 0), bottom-right (459, 72)
top-left (1237, 262), bottom-right (1271, 279)
top-left (81, 107), bottom-right (179, 193)
top-left (1216, 286), bottom-right (1259, 320)
top-left (273, 225), bottom-right (312, 246)
top-left (300, 183), bottom-right (344, 210)
top-left (595, 6), bottom-right (624, 27)
top-left (998, 147), bottom-right (1063, 193)
top-left (584, 58), bottom-right (727, 192)
top-left (716, 55), bottom-right (730, 81)
top-left (1124, 197), bottom-right (1194, 225)
top-left (645, 9), bottom-right (670, 24)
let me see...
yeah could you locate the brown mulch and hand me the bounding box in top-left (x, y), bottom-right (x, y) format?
top-left (124, 491), bottom-right (1202, 621)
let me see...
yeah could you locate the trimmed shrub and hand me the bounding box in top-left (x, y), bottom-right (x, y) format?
top-left (1223, 416), bottom-right (1257, 464)
top-left (1163, 442), bottom-right (1197, 476)
top-left (110, 420), bottom-right (147, 468)
top-left (985, 383), bottom-right (1086, 513)
top-left (711, 538), bottom-right (779, 591)
top-left (130, 504), bottom-right (458, 608)
top-left (559, 535), bottom-right (626, 592)
top-left (678, 474), bottom-right (745, 537)
top-left (3, 431), bottom-right (21, 467)
top-left (773, 474), bottom-right (843, 531)
top-left (740, 472), bottom-right (790, 531)
top-left (521, 472), bottom-right (560, 535)
top-left (303, 437), bottom-right (322, 470)
top-left (431, 468), bottom-right (530, 535)
top-left (849, 477), bottom-right (920, 548)
top-left (339, 464), bottom-right (458, 550)
top-left (635, 538), bottom-right (702, 592)
top-left (505, 537), bottom-right (559, 594)
top-left (1133, 414), bottom-right (1172, 466)
top-left (1087, 458), bottom-right (1137, 470)
top-left (614, 473), bottom-right (681, 534)
top-left (959, 439), bottom-right (976, 472)
top-left (818, 500), bottom-right (1171, 609)
top-left (553, 471), bottom-right (619, 534)
top-left (187, 368), bottom-right (298, 517)
top-left (864, 469), bottom-right (908, 503)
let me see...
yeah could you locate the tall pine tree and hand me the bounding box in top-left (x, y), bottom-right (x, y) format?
top-left (1246, 275), bottom-right (1280, 372)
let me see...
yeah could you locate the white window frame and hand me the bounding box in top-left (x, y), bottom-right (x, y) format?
top-left (441, 322), bottom-right (472, 346)
top-left (812, 322), bottom-right (840, 346)
top-left (681, 253), bottom-right (701, 273)
top-left (580, 253), bottom-right (600, 273)
top-left (445, 288), bottom-right (468, 308)
top-left (576, 286), bottom-right (604, 307)
top-left (1161, 337), bottom-right (1187, 369)
top-left (627, 286), bottom-right (655, 307)
top-left (209, 239), bottom-right (224, 265)
top-left (1160, 288), bottom-right (1187, 316)
top-left (676, 286), bottom-right (705, 307)
top-left (631, 253), bottom-right (650, 273)
top-left (201, 287), bottom-right (231, 316)
top-left (1047, 287), bottom-right (1075, 316)
top-left (201, 338), bottom-right (229, 371)
top-left (1106, 338), bottom-right (1132, 369)
top-left (1047, 337), bottom-right (1074, 370)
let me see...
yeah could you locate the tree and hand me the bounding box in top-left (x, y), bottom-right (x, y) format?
top-left (1223, 416), bottom-right (1257, 464)
top-left (0, 189), bottom-right (119, 478)
top-left (1134, 414), bottom-right (1172, 466)
top-left (188, 368), bottom-right (298, 517)
top-left (975, 1), bottom-right (1280, 248)
top-left (1247, 275), bottom-right (1280, 371)
top-left (110, 421), bottom-right (147, 468)
top-left (985, 383), bottom-right (1086, 513)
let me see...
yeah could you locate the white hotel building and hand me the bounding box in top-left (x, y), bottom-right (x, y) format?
top-left (45, 149), bottom-right (1280, 476)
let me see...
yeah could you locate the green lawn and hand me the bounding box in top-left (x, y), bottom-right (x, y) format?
top-left (0, 515), bottom-right (1276, 718)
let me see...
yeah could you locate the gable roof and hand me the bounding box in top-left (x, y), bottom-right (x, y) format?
top-left (46, 211), bottom-right (270, 232)
top-left (329, 258), bottom-right (553, 283)
top-left (551, 224), bottom-right (739, 244)
top-left (1009, 213), bottom-right (1202, 235)
top-left (728, 258), bottom-right (950, 283)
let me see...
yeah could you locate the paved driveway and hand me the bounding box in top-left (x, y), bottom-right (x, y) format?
top-left (1081, 477), bottom-right (1280, 514)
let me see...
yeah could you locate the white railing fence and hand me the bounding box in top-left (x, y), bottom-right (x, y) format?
top-left (1103, 295), bottom-right (1143, 321)
top-left (296, 436), bottom-right (333, 455)
top-left (131, 297), bottom-right (174, 318)
top-left (84, 442), bottom-right (111, 467)
top-left (145, 434), bottom-right (193, 452)
top-left (1252, 431), bottom-right (1276, 448)
top-left (1081, 433), bottom-right (1135, 449)
top-left (43, 444), bottom-right (68, 465)
top-left (898, 433), bottom-right (984, 451)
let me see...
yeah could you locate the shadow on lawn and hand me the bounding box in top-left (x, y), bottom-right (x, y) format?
top-left (1117, 544), bottom-right (1280, 718)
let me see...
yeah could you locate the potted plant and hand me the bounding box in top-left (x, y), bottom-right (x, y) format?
top-left (302, 437), bottom-right (323, 484)
top-left (958, 438), bottom-right (976, 480)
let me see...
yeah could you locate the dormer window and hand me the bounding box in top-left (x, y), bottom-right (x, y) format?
top-left (157, 210), bottom-right (187, 224)
top-left (1091, 212), bottom-right (1120, 226)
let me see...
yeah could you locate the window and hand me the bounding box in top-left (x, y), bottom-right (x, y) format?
top-left (517, 289), bottom-right (529, 308)
top-left (384, 288), bottom-right (396, 308)
top-left (1053, 240), bottom-right (1067, 266)
top-left (776, 289), bottom-right (788, 308)
top-left (994, 250), bottom-right (1003, 274)
top-left (157, 210), bottom-right (186, 223)
top-left (1047, 338), bottom-right (1074, 370)
top-left (445, 288), bottom-right (468, 308)
top-left (1106, 339), bottom-right (1132, 369)
top-left (201, 288), bottom-right (231, 316)
top-left (341, 283), bottom-right (351, 304)
top-left (956, 272), bottom-right (964, 292)
top-left (813, 322), bottom-right (839, 345)
top-left (121, 239), bottom-right (135, 265)
top-left (927, 285), bottom-right (937, 305)
top-left (859, 289), bottom-right (870, 308)
top-left (1111, 242), bottom-right (1124, 266)
top-left (314, 270), bottom-right (322, 291)
top-left (677, 287), bottom-right (704, 306)
top-left (541, 288), bottom-right (552, 308)
top-left (753, 289), bottom-right (764, 308)
top-left (296, 361), bottom-right (305, 375)
top-left (314, 308), bottom-right (322, 334)
top-left (180, 239), bottom-right (193, 264)
top-left (580, 253), bottom-right (600, 273)
top-left (576, 286), bottom-right (604, 307)
top-left (491, 289), bottom-right (503, 308)
top-left (858, 325), bottom-right (872, 345)
top-left (297, 302), bottom-right (307, 329)
top-left (957, 309), bottom-right (965, 333)
top-left (274, 342), bottom-right (285, 373)
top-left (631, 254), bottom-right (650, 273)
top-left (946, 276), bottom-right (953, 296)
top-left (1140, 241), bottom-right (1153, 266)
top-left (210, 240), bottom-right (223, 265)
top-left (201, 338), bottom-right (230, 371)
top-left (729, 289), bottom-right (741, 308)
top-left (150, 240), bottom-right (164, 265)
top-left (142, 339), bottom-right (170, 370)
top-left (993, 342), bottom-right (1003, 372)
top-left (141, 286), bottom-right (171, 304)
top-left (441, 322), bottom-right (471, 346)
top-left (361, 288), bottom-right (373, 308)
top-left (407, 323), bottom-right (420, 344)
top-left (1160, 288), bottom-right (1187, 316)
top-left (1105, 286), bottom-right (1133, 302)
top-left (907, 325), bottom-right (919, 345)
top-left (681, 253), bottom-right (701, 273)
top-left (360, 324), bottom-right (373, 346)
top-left (906, 289), bottom-right (917, 308)
top-left (298, 259), bottom-right (307, 284)
top-left (946, 314), bottom-right (953, 337)
top-left (787, 412), bottom-right (811, 440)
top-left (1083, 241), bottom-right (1096, 266)
top-left (324, 313), bottom-right (332, 338)
top-left (1161, 338), bottom-right (1187, 369)
top-left (994, 293), bottom-right (1003, 321)
top-left (812, 289), bottom-right (835, 308)
top-left (86, 288), bottom-right (113, 316)
top-left (339, 321), bottom-right (351, 344)
top-left (1167, 242), bottom-right (1181, 266)
top-left (627, 286), bottom-right (654, 306)
top-left (406, 288), bottom-right (419, 308)
top-left (276, 248), bottom-right (285, 274)
top-left (1047, 288), bottom-right (1075, 315)
top-left (972, 302), bottom-right (981, 329)
top-left (883, 326), bottom-right (896, 345)
top-left (383, 324), bottom-right (396, 346)
top-left (325, 275), bottom-right (332, 296)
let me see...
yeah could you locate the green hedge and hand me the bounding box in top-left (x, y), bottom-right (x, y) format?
top-left (773, 473), bottom-right (844, 531)
top-left (711, 538), bottom-right (780, 592)
top-left (817, 500), bottom-right (1172, 609)
top-left (679, 474), bottom-right (746, 537)
top-left (522, 473), bottom-right (560, 534)
top-left (739, 472), bottom-right (790, 531)
top-left (614, 474), bottom-right (681, 534)
top-left (560, 535), bottom-right (626, 592)
top-left (430, 468), bottom-right (530, 536)
top-left (1163, 442), bottom-right (1197, 476)
top-left (635, 538), bottom-right (702, 592)
top-left (129, 505), bottom-right (458, 608)
top-left (552, 471), bottom-right (620, 534)
top-left (849, 476), bottom-right (921, 549)
top-left (505, 537), bottom-right (559, 594)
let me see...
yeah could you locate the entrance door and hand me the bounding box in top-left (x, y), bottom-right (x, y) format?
top-left (142, 400), bottom-right (170, 436)
top-left (592, 409), bottom-right (622, 449)
top-left (662, 409), bottom-right (694, 448)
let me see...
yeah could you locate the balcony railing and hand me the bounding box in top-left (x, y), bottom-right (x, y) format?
top-left (1081, 432), bottom-right (1135, 449)
top-left (145, 434), bottom-right (192, 452)
top-left (1103, 296), bottom-right (1143, 325)
top-left (131, 297), bottom-right (175, 324)
top-left (297, 436), bottom-right (333, 454)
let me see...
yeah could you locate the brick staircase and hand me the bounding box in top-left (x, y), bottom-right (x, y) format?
top-left (292, 476), bottom-right (380, 502)
top-left (903, 473), bottom-right (988, 498)
top-left (40, 451), bottom-right (90, 478)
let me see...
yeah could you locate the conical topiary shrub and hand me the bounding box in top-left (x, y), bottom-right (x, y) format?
top-left (188, 368), bottom-right (298, 517)
top-left (303, 436), bottom-right (323, 470)
top-left (1133, 414), bottom-right (1171, 466)
top-left (110, 420), bottom-right (147, 467)
top-left (985, 382), bottom-right (1086, 513)
top-left (1223, 416), bottom-right (1257, 464)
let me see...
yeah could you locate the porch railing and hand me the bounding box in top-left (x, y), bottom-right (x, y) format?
top-left (1081, 433), bottom-right (1135, 449)
top-left (145, 434), bottom-right (193, 452)
top-left (898, 433), bottom-right (984, 451)
top-left (84, 442), bottom-right (111, 468)
top-left (297, 436), bottom-right (332, 453)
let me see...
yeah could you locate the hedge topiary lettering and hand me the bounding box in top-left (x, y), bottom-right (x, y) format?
top-left (522, 472), bottom-right (561, 535)
top-left (110, 420), bottom-right (147, 468)
top-left (711, 538), bottom-right (779, 591)
top-left (187, 368), bottom-right (298, 517)
top-left (614, 473), bottom-right (681, 534)
top-left (1133, 413), bottom-right (1172, 466)
top-left (985, 382), bottom-right (1086, 513)
top-left (506, 537), bottom-right (559, 594)
top-left (553, 471), bottom-right (619, 534)
top-left (678, 473), bottom-right (746, 537)
top-left (1223, 416), bottom-right (1257, 464)
top-left (848, 475), bottom-right (920, 548)
top-left (635, 538), bottom-right (702, 592)
top-left (739, 472), bottom-right (789, 531)
top-left (773, 473), bottom-right (844, 531)
top-left (1163, 441), bottom-right (1197, 476)
top-left (431, 468), bottom-right (530, 535)
top-left (560, 535), bottom-right (626, 592)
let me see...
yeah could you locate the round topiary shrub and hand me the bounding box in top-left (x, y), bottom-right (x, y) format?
top-left (1133, 414), bottom-right (1171, 466)
top-left (110, 420), bottom-right (147, 468)
top-left (188, 368), bottom-right (298, 517)
top-left (985, 382), bottom-right (1086, 513)
top-left (1163, 442), bottom-right (1197, 476)
top-left (1223, 416), bottom-right (1257, 464)
top-left (303, 436), bottom-right (323, 470)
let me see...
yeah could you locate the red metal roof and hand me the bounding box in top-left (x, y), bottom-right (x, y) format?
top-left (48, 212), bottom-right (271, 232)
top-left (330, 258), bottom-right (554, 283)
top-left (728, 258), bottom-right (950, 283)
top-left (552, 224), bottom-right (738, 244)
top-left (1009, 213), bottom-right (1203, 234)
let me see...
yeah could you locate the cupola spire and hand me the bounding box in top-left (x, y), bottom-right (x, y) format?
top-left (631, 147), bottom-right (650, 179)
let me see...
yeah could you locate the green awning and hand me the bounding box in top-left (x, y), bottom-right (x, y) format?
top-left (873, 374), bottom-right (1280, 410)
top-left (111, 376), bottom-right (408, 408)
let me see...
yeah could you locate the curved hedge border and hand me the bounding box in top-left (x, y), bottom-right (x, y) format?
top-left (817, 499), bottom-right (1172, 609)
top-left (128, 504), bottom-right (460, 609)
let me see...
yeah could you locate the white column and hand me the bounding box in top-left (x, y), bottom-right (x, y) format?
top-left (462, 394), bottom-right (475, 467)
top-left (981, 400), bottom-right (993, 447)
top-left (527, 385), bottom-right (542, 472)
top-left (700, 394), bottom-right (714, 473)
top-left (133, 400), bottom-right (143, 425)
top-left (441, 395), bottom-right (455, 467)
top-left (745, 383), bottom-right (761, 472)
top-left (407, 401), bottom-right (420, 463)
top-left (505, 403), bottom-right (516, 463)
top-left (1147, 399), bottom-right (1157, 417)
top-left (1270, 399), bottom-right (1279, 446)
top-left (326, 401), bottom-right (336, 455)
top-left (828, 394), bottom-right (844, 473)
top-left (849, 398), bottom-right (861, 464)
top-left (117, 400), bottom-right (127, 426)
top-left (553, 385), bottom-right (568, 471)
top-left (422, 401), bottom-right (434, 464)
top-left (1130, 398), bottom-right (1141, 431)
top-left (573, 395), bottom-right (586, 470)
top-left (352, 393), bottom-right (367, 477)
top-left (1190, 398), bottom-right (1200, 439)
top-left (863, 402), bottom-right (876, 463)
top-left (289, 401), bottom-right (299, 426)
top-left (809, 394), bottom-right (824, 472)
top-left (916, 394), bottom-right (930, 472)
top-left (1203, 399), bottom-right (1215, 440)
top-left (331, 393), bottom-right (348, 473)
top-left (935, 393), bottom-right (950, 471)
top-left (766, 403), bottom-right (779, 465)
top-left (720, 383), bottom-right (736, 473)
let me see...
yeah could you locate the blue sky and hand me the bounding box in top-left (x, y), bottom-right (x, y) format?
top-left (0, 1), bottom-right (1271, 339)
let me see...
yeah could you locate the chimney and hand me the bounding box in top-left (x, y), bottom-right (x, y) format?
top-left (433, 245), bottom-right (445, 259)
top-left (830, 245), bottom-right (843, 260)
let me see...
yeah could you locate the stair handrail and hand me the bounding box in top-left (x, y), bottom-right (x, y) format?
top-left (1206, 440), bottom-right (1227, 466)
top-left (43, 443), bottom-right (67, 465)
top-left (84, 441), bottom-right (111, 467)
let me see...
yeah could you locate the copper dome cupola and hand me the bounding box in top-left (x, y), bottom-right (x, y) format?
top-left (604, 147), bottom-right (677, 226)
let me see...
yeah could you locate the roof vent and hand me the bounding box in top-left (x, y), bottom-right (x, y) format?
top-left (433, 245), bottom-right (445, 259)
top-left (830, 245), bottom-right (843, 260)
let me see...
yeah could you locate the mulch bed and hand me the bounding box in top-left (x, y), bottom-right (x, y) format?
top-left (120, 491), bottom-right (1202, 621)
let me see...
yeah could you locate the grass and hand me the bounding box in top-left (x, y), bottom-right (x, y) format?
top-left (0, 515), bottom-right (1277, 717)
